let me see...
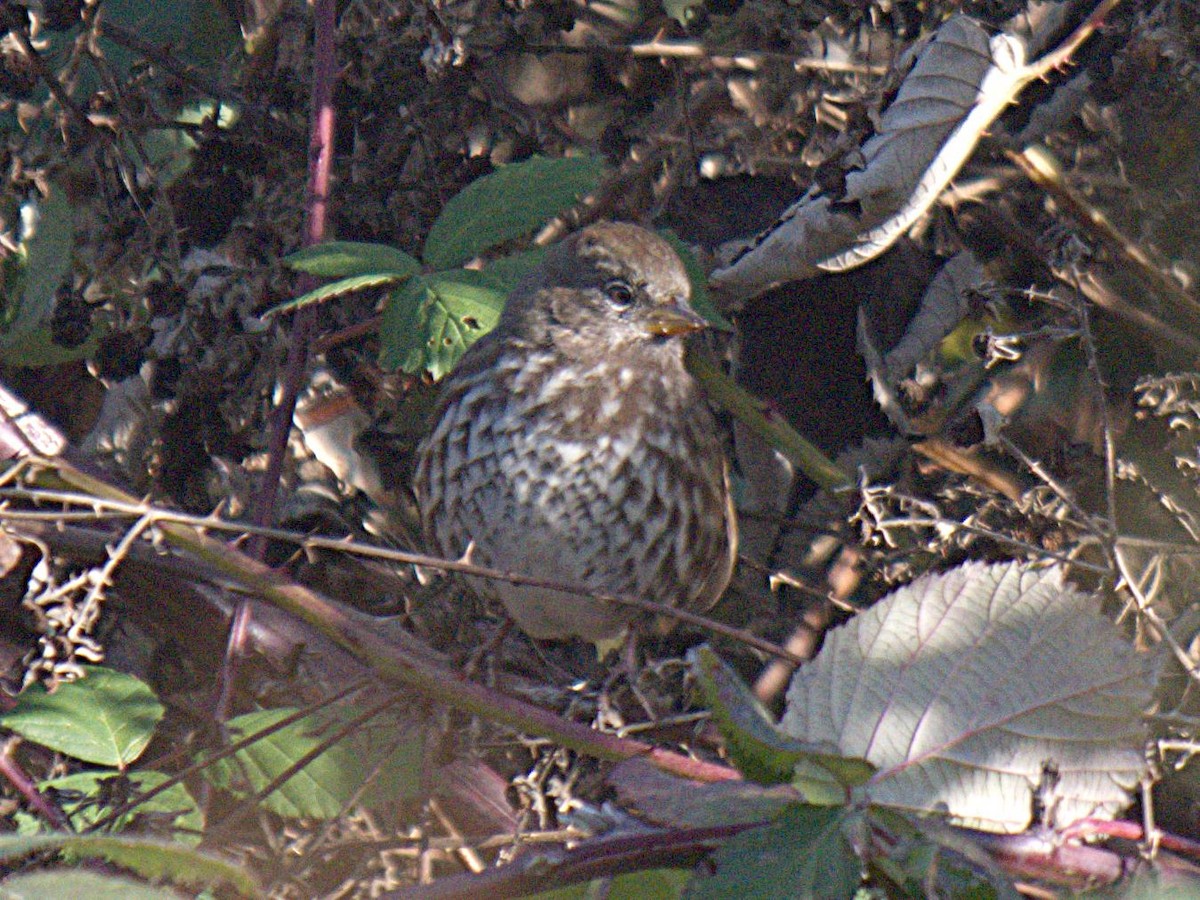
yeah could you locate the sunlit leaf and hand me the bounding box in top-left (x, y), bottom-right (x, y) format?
top-left (379, 270), bottom-right (506, 379)
top-left (0, 667), bottom-right (163, 768)
top-left (781, 562), bottom-right (1159, 833)
top-left (283, 241), bottom-right (421, 279)
top-left (266, 272), bottom-right (413, 318)
top-left (423, 156), bottom-right (605, 269)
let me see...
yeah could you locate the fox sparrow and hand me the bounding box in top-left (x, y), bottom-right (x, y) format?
top-left (414, 222), bottom-right (736, 641)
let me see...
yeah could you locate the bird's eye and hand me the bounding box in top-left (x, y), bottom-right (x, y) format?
top-left (604, 280), bottom-right (636, 309)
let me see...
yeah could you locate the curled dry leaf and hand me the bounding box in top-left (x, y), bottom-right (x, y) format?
top-left (711, 17), bottom-right (1028, 304)
top-left (858, 250), bottom-right (987, 434)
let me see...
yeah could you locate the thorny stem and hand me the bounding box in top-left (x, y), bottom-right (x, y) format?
top-left (1009, 145), bottom-right (1200, 325)
top-left (1, 485), bottom-right (805, 665)
top-left (87, 681), bottom-right (368, 834)
top-left (1023, 0), bottom-right (1124, 80)
top-left (17, 454), bottom-right (741, 784)
top-left (226, 0), bottom-right (339, 723)
top-left (0, 739), bottom-right (71, 831)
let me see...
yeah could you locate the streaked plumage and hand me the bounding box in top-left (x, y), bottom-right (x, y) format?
top-left (414, 222), bottom-right (735, 641)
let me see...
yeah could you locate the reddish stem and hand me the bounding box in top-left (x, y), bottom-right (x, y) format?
top-left (0, 740), bottom-right (72, 831)
top-left (218, 0), bottom-right (339, 721)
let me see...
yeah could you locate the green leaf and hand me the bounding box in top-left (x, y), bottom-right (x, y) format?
top-left (688, 647), bottom-right (873, 791)
top-left (686, 805), bottom-right (862, 900)
top-left (2, 185), bottom-right (75, 340)
top-left (530, 869), bottom-right (691, 900)
top-left (32, 770), bottom-right (203, 843)
top-left (0, 325), bottom-right (99, 367)
top-left (0, 667), bottom-right (163, 768)
top-left (476, 247), bottom-right (549, 292)
top-left (379, 270), bottom-right (506, 379)
top-left (868, 807), bottom-right (1019, 898)
top-left (97, 0), bottom-right (241, 76)
top-left (0, 870), bottom-right (181, 900)
top-left (658, 229), bottom-right (733, 332)
top-left (611, 868), bottom-right (692, 899)
top-left (204, 708), bottom-right (425, 820)
top-left (265, 272), bottom-right (414, 318)
top-left (885, 836), bottom-right (1014, 899)
top-left (1092, 867), bottom-right (1200, 899)
top-left (284, 241), bottom-right (421, 279)
top-left (423, 156), bottom-right (605, 269)
top-left (0, 833), bottom-right (259, 897)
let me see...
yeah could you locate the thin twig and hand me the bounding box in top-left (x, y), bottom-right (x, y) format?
top-left (0, 738), bottom-right (72, 830)
top-left (229, 0), bottom-right (339, 725)
top-left (87, 680), bottom-right (369, 833)
top-left (1, 484), bottom-right (803, 665)
top-left (1112, 545), bottom-right (1199, 685)
top-left (1009, 145), bottom-right (1200, 325)
top-left (204, 692), bottom-right (404, 847)
top-left (13, 456), bottom-right (743, 783)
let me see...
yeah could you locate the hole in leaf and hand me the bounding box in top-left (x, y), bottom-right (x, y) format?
top-left (462, 316), bottom-right (480, 329)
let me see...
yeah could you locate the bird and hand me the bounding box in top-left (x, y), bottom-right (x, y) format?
top-left (413, 221), bottom-right (736, 642)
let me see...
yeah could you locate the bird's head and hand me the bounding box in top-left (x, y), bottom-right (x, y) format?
top-left (502, 222), bottom-right (707, 359)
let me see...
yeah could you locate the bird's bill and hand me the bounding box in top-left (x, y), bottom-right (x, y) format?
top-left (642, 304), bottom-right (708, 337)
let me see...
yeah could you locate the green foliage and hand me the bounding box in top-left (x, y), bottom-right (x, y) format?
top-left (204, 707), bottom-right (424, 820)
top-left (864, 807), bottom-right (1019, 899)
top-left (0, 667), bottom-right (163, 768)
top-left (275, 241), bottom-right (423, 317)
top-left (24, 771), bottom-right (202, 842)
top-left (476, 246), bottom-right (549, 288)
top-left (688, 647), bottom-right (873, 792)
top-left (277, 158), bottom-right (743, 382)
top-left (278, 271), bottom-right (419, 315)
top-left (686, 805), bottom-right (863, 899)
top-left (379, 269), bottom-right (507, 380)
top-left (532, 868), bottom-right (692, 899)
top-left (0, 185), bottom-right (89, 367)
top-left (422, 155), bottom-right (606, 270)
top-left (284, 240), bottom-right (422, 280)
top-left (0, 869), bottom-right (183, 899)
top-left (0, 833), bottom-right (259, 897)
top-left (385, 154), bottom-right (605, 377)
top-left (0, 664), bottom-right (424, 888)
top-left (98, 0), bottom-right (241, 81)
top-left (881, 838), bottom-right (1011, 899)
top-left (276, 155), bottom-right (606, 378)
top-left (659, 229), bottom-right (733, 332)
